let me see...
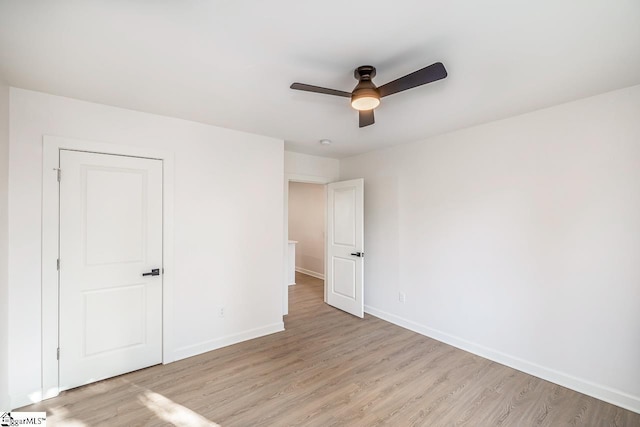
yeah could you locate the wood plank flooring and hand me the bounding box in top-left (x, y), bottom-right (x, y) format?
top-left (21, 272), bottom-right (640, 426)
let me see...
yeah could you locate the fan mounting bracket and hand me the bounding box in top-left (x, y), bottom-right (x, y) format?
top-left (354, 65), bottom-right (376, 81)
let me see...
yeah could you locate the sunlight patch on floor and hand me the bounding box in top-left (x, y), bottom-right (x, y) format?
top-left (139, 390), bottom-right (221, 427)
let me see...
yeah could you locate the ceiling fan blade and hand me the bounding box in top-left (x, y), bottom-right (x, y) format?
top-left (359, 110), bottom-right (375, 128)
top-left (290, 83), bottom-right (351, 98)
top-left (378, 62), bottom-right (447, 98)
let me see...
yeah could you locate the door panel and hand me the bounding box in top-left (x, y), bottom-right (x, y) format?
top-left (59, 150), bottom-right (163, 391)
top-left (326, 179), bottom-right (364, 317)
top-left (333, 187), bottom-right (356, 246)
top-left (333, 257), bottom-right (356, 299)
top-left (84, 168), bottom-right (146, 265)
top-left (83, 284), bottom-right (146, 356)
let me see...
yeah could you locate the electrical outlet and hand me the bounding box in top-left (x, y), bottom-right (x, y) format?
top-left (399, 292), bottom-right (406, 303)
top-left (218, 306), bottom-right (225, 318)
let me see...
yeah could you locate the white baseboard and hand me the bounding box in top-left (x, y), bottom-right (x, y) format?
top-left (295, 267), bottom-right (324, 280)
top-left (173, 322), bottom-right (285, 361)
top-left (364, 305), bottom-right (640, 414)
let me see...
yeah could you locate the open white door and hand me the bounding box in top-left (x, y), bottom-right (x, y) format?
top-left (59, 150), bottom-right (163, 391)
top-left (326, 178), bottom-right (364, 317)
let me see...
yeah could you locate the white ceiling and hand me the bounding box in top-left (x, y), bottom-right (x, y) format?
top-left (1, 1), bottom-right (639, 158)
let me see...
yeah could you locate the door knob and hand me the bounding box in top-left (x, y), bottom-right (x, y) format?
top-left (350, 252), bottom-right (364, 258)
top-left (142, 268), bottom-right (160, 277)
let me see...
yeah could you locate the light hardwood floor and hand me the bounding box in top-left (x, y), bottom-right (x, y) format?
top-left (21, 272), bottom-right (640, 426)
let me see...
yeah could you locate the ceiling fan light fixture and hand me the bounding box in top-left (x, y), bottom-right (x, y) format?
top-left (351, 89), bottom-right (380, 111)
top-left (351, 95), bottom-right (380, 111)
top-left (290, 62), bottom-right (447, 127)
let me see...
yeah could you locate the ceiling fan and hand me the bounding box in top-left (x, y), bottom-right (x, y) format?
top-left (290, 62), bottom-right (447, 128)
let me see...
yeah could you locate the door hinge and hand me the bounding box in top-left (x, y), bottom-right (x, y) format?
top-left (57, 348), bottom-right (60, 360)
top-left (54, 168), bottom-right (61, 182)
top-left (57, 259), bottom-right (60, 270)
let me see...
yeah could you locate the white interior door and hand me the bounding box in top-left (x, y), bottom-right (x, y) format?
top-left (59, 150), bottom-right (163, 391)
top-left (326, 178), bottom-right (364, 317)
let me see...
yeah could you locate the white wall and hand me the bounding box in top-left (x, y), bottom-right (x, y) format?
top-left (288, 182), bottom-right (325, 276)
top-left (340, 84), bottom-right (640, 413)
top-left (0, 78), bottom-right (10, 409)
top-left (8, 88), bottom-right (284, 408)
top-left (284, 151), bottom-right (339, 181)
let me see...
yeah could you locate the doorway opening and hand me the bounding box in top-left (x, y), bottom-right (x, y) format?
top-left (287, 181), bottom-right (326, 311)
top-left (282, 174), bottom-right (331, 316)
top-left (282, 174), bottom-right (364, 319)
top-left (282, 175), bottom-right (364, 320)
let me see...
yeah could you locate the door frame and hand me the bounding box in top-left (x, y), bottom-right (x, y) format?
top-left (41, 135), bottom-right (175, 400)
top-left (283, 174), bottom-right (330, 315)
